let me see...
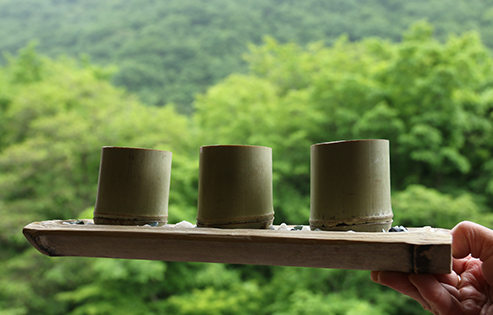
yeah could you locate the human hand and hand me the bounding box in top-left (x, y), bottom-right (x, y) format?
top-left (371, 221), bottom-right (493, 314)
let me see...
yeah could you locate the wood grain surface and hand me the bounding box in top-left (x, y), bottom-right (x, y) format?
top-left (23, 220), bottom-right (452, 274)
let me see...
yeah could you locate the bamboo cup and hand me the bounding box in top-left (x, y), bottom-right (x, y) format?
top-left (310, 139), bottom-right (393, 232)
top-left (93, 146), bottom-right (172, 225)
top-left (197, 145), bottom-right (274, 228)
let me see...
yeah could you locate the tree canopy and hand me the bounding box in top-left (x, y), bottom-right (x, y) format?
top-left (2, 22), bottom-right (493, 314)
top-left (1, 0), bottom-right (493, 113)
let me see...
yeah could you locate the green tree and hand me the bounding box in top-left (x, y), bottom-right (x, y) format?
top-left (1, 0), bottom-right (493, 112)
top-left (195, 23), bottom-right (493, 224)
top-left (0, 46), bottom-right (196, 314)
top-left (4, 21), bottom-right (493, 315)
top-left (191, 24), bottom-right (493, 313)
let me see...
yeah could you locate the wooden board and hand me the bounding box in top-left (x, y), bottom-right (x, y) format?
top-left (23, 220), bottom-right (452, 274)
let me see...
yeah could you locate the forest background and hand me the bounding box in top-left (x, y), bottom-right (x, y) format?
top-left (2, 0), bottom-right (493, 314)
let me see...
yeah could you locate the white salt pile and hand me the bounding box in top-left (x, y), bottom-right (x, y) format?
top-left (278, 223), bottom-right (290, 230)
top-left (175, 220), bottom-right (196, 228)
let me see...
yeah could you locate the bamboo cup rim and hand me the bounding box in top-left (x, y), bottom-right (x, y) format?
top-left (102, 146), bottom-right (171, 152)
top-left (311, 139), bottom-right (388, 147)
top-left (200, 144), bottom-right (271, 149)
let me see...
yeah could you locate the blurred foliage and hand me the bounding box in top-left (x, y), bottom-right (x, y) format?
top-left (196, 21), bottom-right (493, 224)
top-left (1, 0), bottom-right (493, 113)
top-left (392, 185), bottom-right (493, 229)
top-left (2, 22), bottom-right (493, 314)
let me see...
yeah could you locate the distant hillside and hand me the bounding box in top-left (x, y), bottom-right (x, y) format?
top-left (0, 0), bottom-right (491, 113)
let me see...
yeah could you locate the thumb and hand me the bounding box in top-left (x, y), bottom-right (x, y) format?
top-left (452, 221), bottom-right (493, 286)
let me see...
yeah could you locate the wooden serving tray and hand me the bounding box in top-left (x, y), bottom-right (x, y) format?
top-left (23, 220), bottom-right (452, 274)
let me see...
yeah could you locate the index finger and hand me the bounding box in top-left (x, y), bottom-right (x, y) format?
top-left (451, 221), bottom-right (493, 286)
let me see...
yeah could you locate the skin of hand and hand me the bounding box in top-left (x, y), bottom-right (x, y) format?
top-left (371, 221), bottom-right (493, 314)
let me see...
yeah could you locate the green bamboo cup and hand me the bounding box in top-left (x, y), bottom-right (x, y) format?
top-left (310, 139), bottom-right (393, 232)
top-left (93, 146), bottom-right (172, 225)
top-left (197, 145), bottom-right (274, 228)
